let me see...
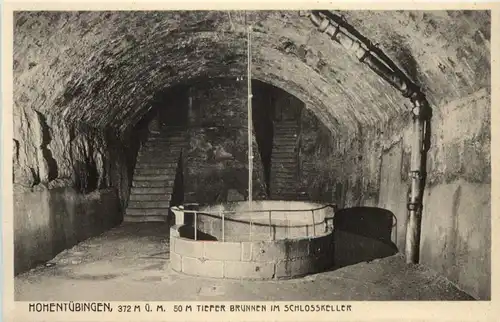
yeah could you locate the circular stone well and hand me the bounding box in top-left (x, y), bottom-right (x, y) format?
top-left (169, 201), bottom-right (336, 280)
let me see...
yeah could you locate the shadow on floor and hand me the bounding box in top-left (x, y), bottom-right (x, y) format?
top-left (329, 207), bottom-right (399, 270)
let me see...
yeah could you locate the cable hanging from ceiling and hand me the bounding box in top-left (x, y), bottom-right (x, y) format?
top-left (246, 12), bottom-right (254, 208)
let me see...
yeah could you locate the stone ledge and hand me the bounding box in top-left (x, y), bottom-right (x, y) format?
top-left (171, 224), bottom-right (334, 280)
top-left (203, 241), bottom-right (242, 261)
top-left (181, 256), bottom-right (224, 278)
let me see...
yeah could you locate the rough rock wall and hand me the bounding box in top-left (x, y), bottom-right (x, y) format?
top-left (184, 79), bottom-right (265, 204)
top-left (295, 88), bottom-right (490, 300)
top-left (322, 88), bottom-right (491, 300)
top-left (13, 106), bottom-right (131, 202)
top-left (353, 88), bottom-right (491, 300)
top-left (299, 108), bottom-right (337, 202)
top-left (12, 104), bottom-right (139, 274)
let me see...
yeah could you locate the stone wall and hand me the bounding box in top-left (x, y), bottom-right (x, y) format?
top-left (12, 105), bottom-right (143, 274)
top-left (307, 88), bottom-right (490, 300)
top-left (285, 87), bottom-right (490, 299)
top-left (13, 107), bottom-right (135, 205)
top-left (13, 187), bottom-right (121, 275)
top-left (204, 80), bottom-right (489, 299)
top-left (184, 79), bottom-right (265, 204)
top-left (170, 224), bottom-right (334, 280)
top-left (418, 89), bottom-right (490, 300)
top-left (299, 107), bottom-right (338, 202)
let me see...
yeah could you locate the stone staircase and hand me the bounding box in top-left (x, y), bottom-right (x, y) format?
top-left (124, 127), bottom-right (187, 223)
top-left (270, 121), bottom-right (301, 200)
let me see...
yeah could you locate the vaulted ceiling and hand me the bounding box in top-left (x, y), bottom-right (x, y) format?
top-left (13, 10), bottom-right (490, 136)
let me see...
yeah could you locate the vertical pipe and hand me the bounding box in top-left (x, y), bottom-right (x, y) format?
top-left (312, 210), bottom-right (316, 236)
top-left (268, 210), bottom-right (273, 240)
top-left (249, 215), bottom-right (253, 241)
top-left (222, 212), bottom-right (225, 242)
top-left (247, 25), bottom-right (253, 208)
top-left (405, 101), bottom-right (425, 264)
top-left (194, 211), bottom-right (197, 241)
top-left (285, 214), bottom-right (289, 240)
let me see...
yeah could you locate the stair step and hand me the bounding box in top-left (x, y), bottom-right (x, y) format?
top-left (135, 162), bottom-right (178, 168)
top-left (149, 131), bottom-right (186, 136)
top-left (131, 187), bottom-right (173, 194)
top-left (135, 168), bottom-right (177, 175)
top-left (272, 175), bottom-right (297, 180)
top-left (272, 168), bottom-right (297, 173)
top-left (272, 178), bottom-right (297, 182)
top-left (140, 148), bottom-right (185, 154)
top-left (274, 129), bottom-right (298, 134)
top-left (272, 170), bottom-right (297, 174)
top-left (272, 149), bottom-right (297, 153)
top-left (274, 138), bottom-right (298, 142)
top-left (134, 174), bottom-right (176, 181)
top-left (272, 154), bottom-right (297, 158)
top-left (272, 173), bottom-right (298, 178)
top-left (132, 180), bottom-right (175, 188)
top-left (272, 162), bottom-right (298, 167)
top-left (136, 159), bottom-right (180, 165)
top-left (273, 159), bottom-right (298, 164)
top-left (129, 193), bottom-right (172, 201)
top-left (275, 123), bottom-right (298, 127)
top-left (274, 137), bottom-right (298, 141)
top-left (135, 163), bottom-right (180, 170)
top-left (273, 147), bottom-right (296, 152)
top-left (123, 215), bottom-right (169, 223)
top-left (275, 128), bottom-right (298, 132)
top-left (148, 137), bottom-right (187, 142)
top-left (137, 149), bottom-right (181, 159)
top-left (141, 144), bottom-right (185, 149)
top-left (140, 147), bottom-right (184, 153)
top-left (137, 154), bottom-right (181, 160)
top-left (126, 208), bottom-right (170, 216)
top-left (128, 200), bottom-right (171, 208)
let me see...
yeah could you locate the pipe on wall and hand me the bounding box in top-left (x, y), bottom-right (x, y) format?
top-left (406, 100), bottom-right (426, 264)
top-left (305, 11), bottom-right (431, 264)
top-left (307, 11), bottom-right (420, 99)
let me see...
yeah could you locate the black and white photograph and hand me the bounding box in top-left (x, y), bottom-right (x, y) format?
top-left (3, 4), bottom-right (495, 320)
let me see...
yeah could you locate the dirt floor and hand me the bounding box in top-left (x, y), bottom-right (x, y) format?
top-left (14, 222), bottom-right (474, 301)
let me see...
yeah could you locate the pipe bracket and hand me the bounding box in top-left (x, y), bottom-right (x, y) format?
top-left (407, 202), bottom-right (422, 212)
top-left (330, 25), bottom-right (341, 40)
top-left (409, 170), bottom-right (423, 180)
top-left (319, 18), bottom-right (330, 32)
top-left (358, 48), bottom-right (370, 63)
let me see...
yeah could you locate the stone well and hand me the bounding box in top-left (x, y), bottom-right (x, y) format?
top-left (169, 201), bottom-right (336, 280)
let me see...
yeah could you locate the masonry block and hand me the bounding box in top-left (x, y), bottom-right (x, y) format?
top-left (224, 260), bottom-right (275, 280)
top-left (248, 231), bottom-right (273, 242)
top-left (241, 242), bottom-right (253, 261)
top-left (175, 237), bottom-right (204, 258)
top-left (309, 234), bottom-right (329, 256)
top-left (182, 256), bottom-right (224, 278)
top-left (286, 238), bottom-right (310, 259)
top-left (170, 227), bottom-right (180, 238)
top-left (203, 242), bottom-right (242, 261)
top-left (170, 252), bottom-right (182, 272)
top-left (251, 240), bottom-right (287, 262)
top-left (275, 258), bottom-right (316, 278)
